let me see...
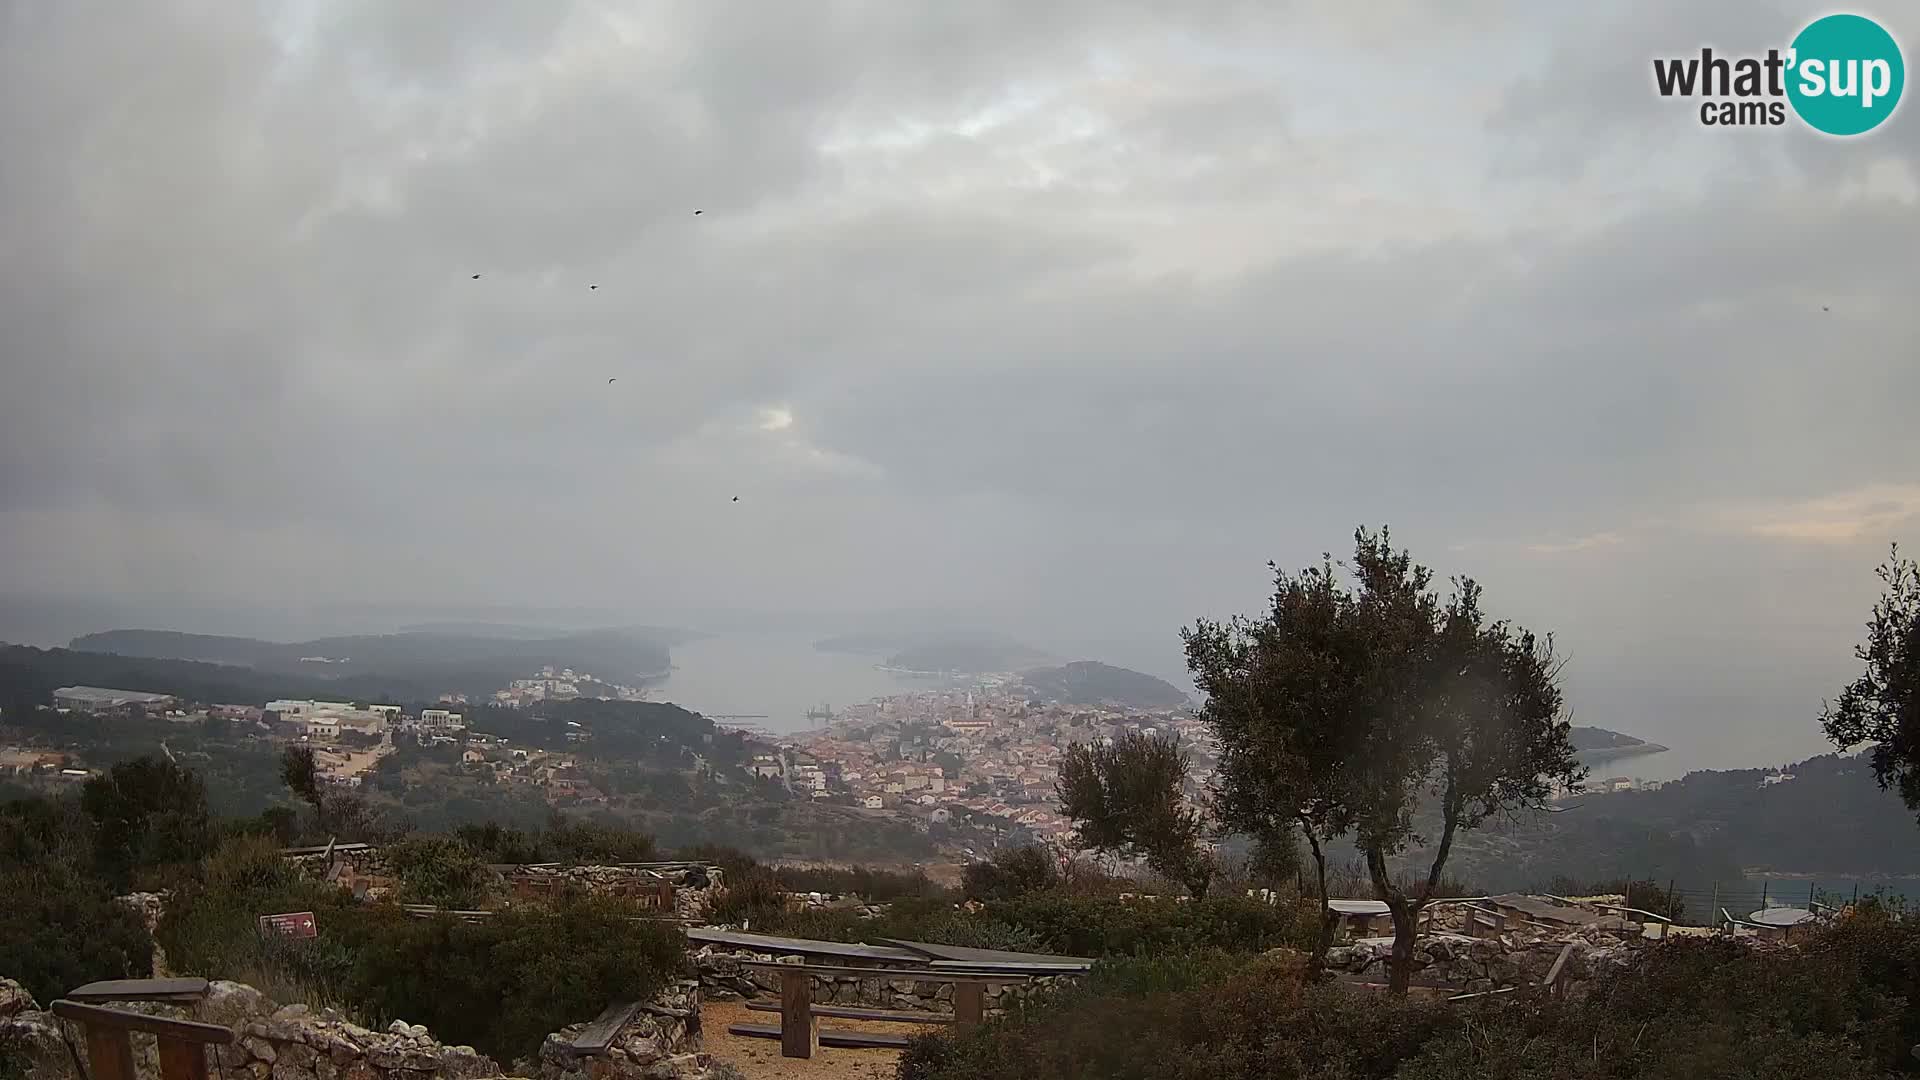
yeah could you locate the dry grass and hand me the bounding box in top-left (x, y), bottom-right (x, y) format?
top-left (701, 998), bottom-right (943, 1080)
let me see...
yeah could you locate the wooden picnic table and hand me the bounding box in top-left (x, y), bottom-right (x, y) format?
top-left (731, 962), bottom-right (1032, 1058)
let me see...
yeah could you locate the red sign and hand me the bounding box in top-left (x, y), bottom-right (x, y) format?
top-left (259, 912), bottom-right (318, 939)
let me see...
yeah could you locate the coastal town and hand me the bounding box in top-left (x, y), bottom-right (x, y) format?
top-left (8, 666), bottom-right (1208, 860)
top-left (10, 665), bottom-right (1677, 869)
top-left (760, 681), bottom-right (1207, 851)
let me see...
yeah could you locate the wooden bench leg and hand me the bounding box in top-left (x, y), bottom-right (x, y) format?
top-left (84, 1026), bottom-right (137, 1080)
top-left (954, 982), bottom-right (984, 1031)
top-left (780, 970), bottom-right (816, 1059)
top-left (157, 1035), bottom-right (211, 1080)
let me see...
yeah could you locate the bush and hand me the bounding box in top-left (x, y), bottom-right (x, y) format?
top-left (899, 923), bottom-right (1920, 1080)
top-left (0, 796), bottom-right (155, 1003)
top-left (961, 847), bottom-right (1060, 901)
top-left (160, 838), bottom-right (686, 1063)
top-left (981, 893), bottom-right (1316, 957)
top-left (0, 859), bottom-right (153, 1004)
top-left (80, 756), bottom-right (217, 889)
top-left (384, 834), bottom-right (493, 909)
top-left (346, 895), bottom-right (685, 1063)
top-left (708, 869), bottom-right (786, 926)
top-left (155, 835), bottom-right (358, 995)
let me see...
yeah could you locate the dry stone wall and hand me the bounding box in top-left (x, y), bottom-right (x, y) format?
top-left (0, 978), bottom-right (725, 1080)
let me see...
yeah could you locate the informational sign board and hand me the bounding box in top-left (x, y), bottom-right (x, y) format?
top-left (258, 911), bottom-right (318, 939)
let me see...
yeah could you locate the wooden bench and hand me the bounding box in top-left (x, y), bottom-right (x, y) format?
top-left (725, 1025), bottom-right (913, 1050)
top-left (566, 1001), bottom-right (644, 1056)
top-left (745, 1001), bottom-right (955, 1025)
top-left (730, 962), bottom-right (1031, 1059)
top-left (50, 1000), bottom-right (234, 1080)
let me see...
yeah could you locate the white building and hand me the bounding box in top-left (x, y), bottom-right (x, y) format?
top-left (863, 795), bottom-right (885, 810)
top-left (54, 686), bottom-right (174, 711)
top-left (418, 709), bottom-right (465, 734)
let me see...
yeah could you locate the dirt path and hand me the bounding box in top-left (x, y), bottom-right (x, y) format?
top-left (700, 999), bottom-right (939, 1080)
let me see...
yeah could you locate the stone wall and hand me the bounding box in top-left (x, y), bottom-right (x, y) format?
top-left (284, 850), bottom-right (721, 920)
top-left (535, 983), bottom-right (710, 1080)
top-left (691, 947), bottom-right (1075, 1014)
top-left (0, 978), bottom-right (726, 1080)
top-left (1324, 931), bottom-right (1638, 996)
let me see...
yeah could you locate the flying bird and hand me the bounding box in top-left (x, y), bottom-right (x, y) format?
top-left (471, 274), bottom-right (481, 280)
top-left (1822, 305), bottom-right (1830, 312)
top-left (731, 496), bottom-right (739, 502)
top-left (589, 284), bottom-right (599, 290)
top-left (608, 378), bottom-right (617, 384)
top-left (693, 209), bottom-right (704, 216)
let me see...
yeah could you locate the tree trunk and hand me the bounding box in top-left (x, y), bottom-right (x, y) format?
top-left (1364, 844), bottom-right (1418, 996)
top-left (1303, 827), bottom-right (1333, 978)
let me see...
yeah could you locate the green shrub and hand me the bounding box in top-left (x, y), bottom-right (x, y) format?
top-left (708, 868), bottom-right (786, 926)
top-left (898, 923), bottom-right (1920, 1080)
top-left (160, 838), bottom-right (686, 1064)
top-left (80, 757), bottom-right (218, 890)
top-left (981, 893), bottom-right (1316, 957)
top-left (345, 895), bottom-right (685, 1063)
top-left (961, 847), bottom-right (1059, 901)
top-left (384, 834), bottom-right (493, 908)
top-left (0, 860), bottom-right (153, 1005)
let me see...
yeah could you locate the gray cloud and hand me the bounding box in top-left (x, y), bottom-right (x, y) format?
top-left (3, 1), bottom-right (1917, 768)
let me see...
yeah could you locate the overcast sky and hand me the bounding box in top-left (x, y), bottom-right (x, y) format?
top-left (2, 2), bottom-right (1915, 768)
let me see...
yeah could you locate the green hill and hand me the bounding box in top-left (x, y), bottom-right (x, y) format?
top-left (65, 627), bottom-right (672, 696)
top-left (1018, 661), bottom-right (1190, 709)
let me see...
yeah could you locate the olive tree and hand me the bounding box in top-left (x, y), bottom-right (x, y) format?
top-left (1057, 730), bottom-right (1213, 897)
top-left (1189, 528), bottom-right (1581, 993)
top-left (1345, 529), bottom-right (1581, 994)
top-left (1821, 543), bottom-right (1920, 814)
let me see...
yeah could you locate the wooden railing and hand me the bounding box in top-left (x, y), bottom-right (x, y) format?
top-left (49, 1000), bottom-right (234, 1080)
top-left (1592, 903), bottom-right (1673, 940)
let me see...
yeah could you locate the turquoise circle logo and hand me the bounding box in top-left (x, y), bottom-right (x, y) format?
top-left (1787, 14), bottom-right (1905, 135)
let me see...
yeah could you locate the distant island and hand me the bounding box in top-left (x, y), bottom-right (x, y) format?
top-left (1568, 725), bottom-right (1669, 764)
top-left (1016, 661), bottom-right (1190, 709)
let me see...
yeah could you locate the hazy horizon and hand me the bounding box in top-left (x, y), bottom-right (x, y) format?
top-left (5, 3), bottom-right (1917, 778)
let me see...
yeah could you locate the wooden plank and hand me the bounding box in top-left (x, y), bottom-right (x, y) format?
top-left (83, 1025), bottom-right (137, 1080)
top-left (728, 1024), bottom-right (912, 1051)
top-left (568, 1001), bottom-right (643, 1054)
top-left (50, 1001), bottom-right (236, 1045)
top-left (953, 981), bottom-right (984, 1030)
top-left (68, 979), bottom-right (210, 1003)
top-left (779, 969), bottom-right (816, 1059)
top-left (737, 962), bottom-right (1029, 983)
top-left (746, 1002), bottom-right (954, 1025)
top-left (157, 1036), bottom-right (210, 1080)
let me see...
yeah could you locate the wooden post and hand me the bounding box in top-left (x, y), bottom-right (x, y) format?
top-left (157, 1036), bottom-right (211, 1080)
top-left (1760, 880), bottom-right (1768, 909)
top-left (779, 969), bottom-right (816, 1059)
top-left (83, 1026), bottom-right (137, 1080)
top-left (953, 981), bottom-right (985, 1030)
